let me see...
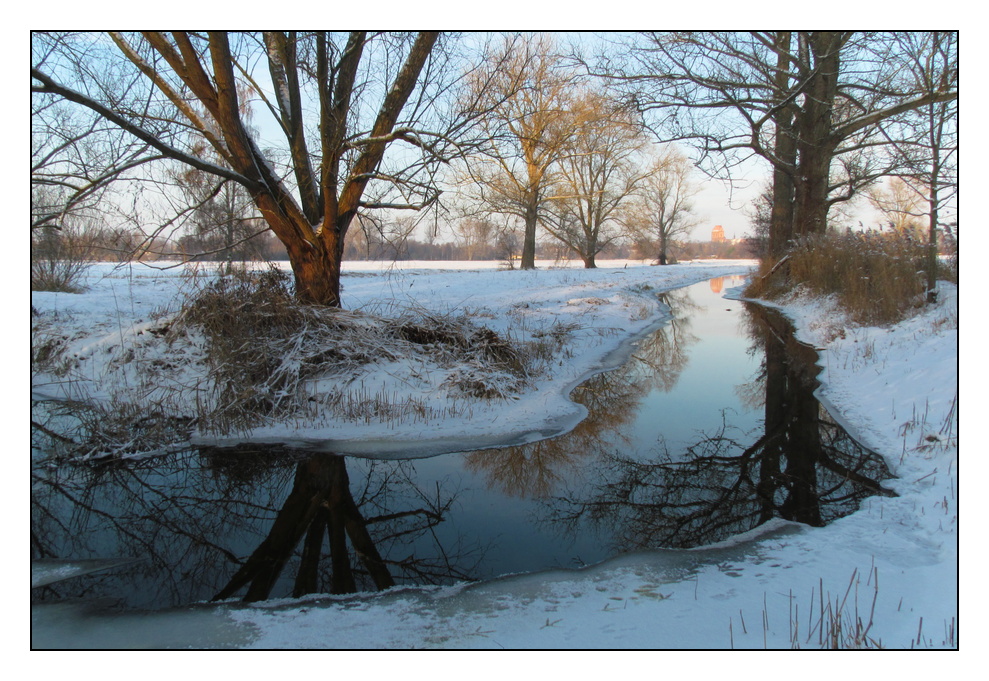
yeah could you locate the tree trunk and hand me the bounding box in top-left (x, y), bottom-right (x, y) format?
top-left (926, 180), bottom-right (940, 303)
top-left (769, 32), bottom-right (796, 259)
top-left (925, 112), bottom-right (943, 303)
top-left (287, 243), bottom-right (344, 307)
top-left (780, 374), bottom-right (823, 527)
top-left (213, 455), bottom-right (336, 602)
top-left (324, 455), bottom-right (396, 591)
top-left (792, 140), bottom-right (834, 239)
top-left (251, 187), bottom-right (350, 306)
top-left (327, 507), bottom-right (357, 594)
top-left (293, 506), bottom-right (327, 597)
top-left (769, 162), bottom-right (795, 257)
top-left (520, 192), bottom-right (538, 270)
top-left (792, 33), bottom-right (842, 240)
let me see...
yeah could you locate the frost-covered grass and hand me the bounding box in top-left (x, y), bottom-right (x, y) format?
top-left (29, 258), bottom-right (959, 655)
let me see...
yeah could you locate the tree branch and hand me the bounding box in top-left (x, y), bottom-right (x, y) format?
top-left (32, 67), bottom-right (261, 190)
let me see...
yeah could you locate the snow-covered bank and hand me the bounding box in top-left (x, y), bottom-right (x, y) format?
top-left (30, 261), bottom-right (959, 652)
top-left (223, 283), bottom-right (958, 650)
top-left (31, 259), bottom-right (756, 456)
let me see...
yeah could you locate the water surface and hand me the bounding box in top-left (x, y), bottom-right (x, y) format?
top-left (31, 277), bottom-right (893, 609)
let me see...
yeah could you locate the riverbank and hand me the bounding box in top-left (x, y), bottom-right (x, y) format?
top-left (31, 259), bottom-right (756, 457)
top-left (30, 261), bottom-right (959, 656)
top-left (222, 280), bottom-right (958, 652)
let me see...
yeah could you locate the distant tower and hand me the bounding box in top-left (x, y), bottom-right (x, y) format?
top-left (711, 225), bottom-right (725, 243)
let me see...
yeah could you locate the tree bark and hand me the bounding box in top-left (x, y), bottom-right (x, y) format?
top-left (520, 191), bottom-right (538, 269)
top-left (769, 32), bottom-right (796, 259)
top-left (792, 33), bottom-right (844, 240)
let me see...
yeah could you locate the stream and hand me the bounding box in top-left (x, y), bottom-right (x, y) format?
top-left (31, 277), bottom-right (894, 610)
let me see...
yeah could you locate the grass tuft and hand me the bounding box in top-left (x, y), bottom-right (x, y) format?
top-left (171, 266), bottom-right (533, 435)
top-left (747, 231), bottom-right (935, 325)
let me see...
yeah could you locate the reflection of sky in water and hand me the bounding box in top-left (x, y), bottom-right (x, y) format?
top-left (628, 278), bottom-right (760, 455)
top-left (374, 453), bottom-right (597, 574)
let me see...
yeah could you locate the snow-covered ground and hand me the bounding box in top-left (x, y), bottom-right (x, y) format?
top-left (30, 258), bottom-right (960, 657)
top-left (31, 259), bottom-right (759, 456)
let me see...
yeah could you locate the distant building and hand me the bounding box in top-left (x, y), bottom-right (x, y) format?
top-left (711, 225), bottom-right (725, 243)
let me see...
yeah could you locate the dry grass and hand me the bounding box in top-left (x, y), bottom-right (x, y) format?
top-left (32, 266), bottom-right (573, 456)
top-left (32, 397), bottom-right (194, 461)
top-left (169, 266), bottom-right (533, 435)
top-left (747, 231), bottom-right (932, 325)
top-left (31, 323), bottom-right (70, 374)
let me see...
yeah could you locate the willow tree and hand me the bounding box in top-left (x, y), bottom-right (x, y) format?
top-left (32, 31), bottom-right (493, 306)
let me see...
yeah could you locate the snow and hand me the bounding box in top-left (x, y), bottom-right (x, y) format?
top-left (31, 259), bottom-right (757, 456)
top-left (29, 258), bottom-right (961, 658)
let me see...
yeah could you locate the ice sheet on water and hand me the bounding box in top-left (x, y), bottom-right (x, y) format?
top-left (32, 558), bottom-right (143, 588)
top-left (31, 520), bottom-right (806, 649)
top-left (32, 600), bottom-right (259, 650)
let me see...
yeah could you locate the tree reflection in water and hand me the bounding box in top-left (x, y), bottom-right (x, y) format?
top-left (31, 281), bottom-right (896, 609)
top-left (211, 452), bottom-right (476, 602)
top-left (31, 447), bottom-right (477, 608)
top-left (463, 288), bottom-right (699, 498)
top-left (543, 302), bottom-right (894, 552)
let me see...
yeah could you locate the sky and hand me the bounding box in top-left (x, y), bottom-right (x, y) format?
top-left (689, 175), bottom-right (763, 241)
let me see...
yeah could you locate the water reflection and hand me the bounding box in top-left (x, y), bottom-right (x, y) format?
top-left (32, 448), bottom-right (477, 608)
top-left (463, 287), bottom-right (698, 498)
top-left (542, 302), bottom-right (894, 551)
top-left (31, 278), bottom-right (894, 610)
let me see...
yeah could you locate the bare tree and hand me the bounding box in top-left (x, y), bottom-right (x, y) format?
top-left (167, 79), bottom-right (271, 269)
top-left (33, 31), bottom-right (498, 306)
top-left (31, 34), bottom-right (166, 235)
top-left (595, 32), bottom-right (958, 263)
top-left (459, 34), bottom-right (582, 269)
top-left (176, 177), bottom-right (269, 267)
top-left (624, 147), bottom-right (699, 265)
top-left (543, 89), bottom-right (650, 268)
top-left (886, 31), bottom-right (958, 301)
top-left (451, 216), bottom-right (498, 260)
top-left (30, 211), bottom-right (97, 292)
top-left (866, 177), bottom-right (926, 238)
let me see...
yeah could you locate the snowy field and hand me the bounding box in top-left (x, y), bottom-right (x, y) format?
top-left (29, 258), bottom-right (960, 660)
